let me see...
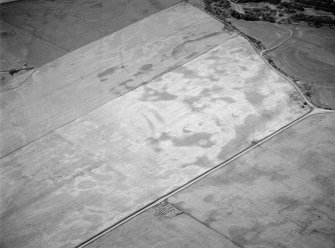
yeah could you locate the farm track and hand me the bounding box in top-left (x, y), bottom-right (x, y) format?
top-left (259, 24), bottom-right (316, 109)
top-left (259, 23), bottom-right (335, 111)
top-left (260, 24), bottom-right (293, 54)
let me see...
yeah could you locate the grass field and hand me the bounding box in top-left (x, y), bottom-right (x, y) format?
top-left (229, 19), bottom-right (290, 49)
top-left (268, 25), bottom-right (335, 109)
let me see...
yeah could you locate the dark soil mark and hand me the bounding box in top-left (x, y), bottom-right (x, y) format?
top-left (98, 66), bottom-right (118, 78)
top-left (0, 29), bottom-right (15, 38)
top-left (133, 64), bottom-right (153, 77)
top-left (148, 0), bottom-right (163, 10)
top-left (139, 64), bottom-right (153, 71)
top-left (90, 3), bottom-right (103, 8)
top-left (180, 155), bottom-right (214, 168)
top-left (171, 32), bottom-right (221, 57)
top-left (139, 86), bottom-right (177, 102)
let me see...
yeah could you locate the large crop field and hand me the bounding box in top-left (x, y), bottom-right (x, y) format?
top-left (0, 4), bottom-right (228, 157)
top-left (85, 113), bottom-right (335, 248)
top-left (169, 113), bottom-right (335, 248)
top-left (0, 4), bottom-right (310, 248)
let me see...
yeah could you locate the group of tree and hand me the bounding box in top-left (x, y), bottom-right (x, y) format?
top-left (203, 0), bottom-right (335, 27)
top-left (231, 9), bottom-right (259, 21)
top-left (232, 0), bottom-right (335, 14)
top-left (203, 0), bottom-right (231, 8)
top-left (279, 2), bottom-right (304, 11)
top-left (203, 0), bottom-right (231, 17)
top-left (290, 13), bottom-right (335, 27)
top-left (293, 0), bottom-right (335, 14)
top-left (235, 0), bottom-right (280, 4)
top-left (230, 7), bottom-right (276, 22)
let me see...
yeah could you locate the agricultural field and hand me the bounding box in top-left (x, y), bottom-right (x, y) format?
top-left (0, 4), bottom-right (310, 248)
top-left (0, 0), bottom-right (181, 51)
top-left (0, 19), bottom-right (66, 80)
top-left (85, 113), bottom-right (335, 248)
top-left (0, 3), bottom-right (227, 157)
top-left (169, 113), bottom-right (335, 248)
top-left (0, 0), bottom-right (181, 83)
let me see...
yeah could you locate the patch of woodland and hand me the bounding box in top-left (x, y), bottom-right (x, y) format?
top-left (202, 0), bottom-right (335, 27)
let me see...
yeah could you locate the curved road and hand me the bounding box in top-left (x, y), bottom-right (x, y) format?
top-left (258, 23), bottom-right (318, 108)
top-left (260, 23), bottom-right (293, 56)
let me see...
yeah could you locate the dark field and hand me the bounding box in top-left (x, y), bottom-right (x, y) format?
top-left (229, 18), bottom-right (290, 49)
top-left (0, 0), bottom-right (181, 88)
top-left (0, 0), bottom-right (180, 77)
